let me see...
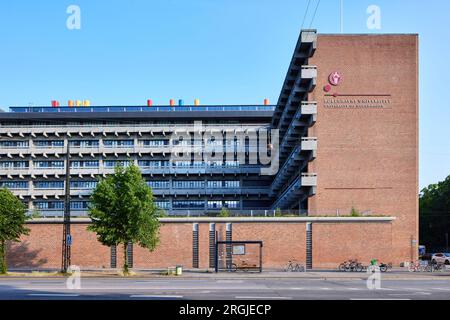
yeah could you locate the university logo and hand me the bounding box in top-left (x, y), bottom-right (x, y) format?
top-left (328, 71), bottom-right (342, 86)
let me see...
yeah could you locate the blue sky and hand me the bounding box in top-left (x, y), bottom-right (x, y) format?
top-left (0, 0), bottom-right (448, 189)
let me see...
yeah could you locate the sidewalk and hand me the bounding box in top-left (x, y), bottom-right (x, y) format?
top-left (3, 268), bottom-right (450, 281)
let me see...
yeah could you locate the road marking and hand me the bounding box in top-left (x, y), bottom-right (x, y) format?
top-left (28, 294), bottom-right (80, 297)
top-left (351, 298), bottom-right (411, 301)
top-left (434, 288), bottom-right (450, 291)
top-left (347, 288), bottom-right (363, 291)
top-left (320, 287), bottom-right (331, 290)
top-left (216, 280), bottom-right (243, 283)
top-left (130, 295), bottom-right (183, 299)
top-left (235, 296), bottom-right (292, 300)
top-left (389, 292), bottom-right (431, 296)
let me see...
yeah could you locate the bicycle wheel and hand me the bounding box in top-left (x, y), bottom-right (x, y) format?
top-left (355, 264), bottom-right (363, 272)
top-left (338, 263), bottom-right (346, 272)
top-left (380, 265), bottom-right (387, 273)
top-left (230, 263), bottom-right (238, 272)
top-left (284, 263), bottom-right (293, 272)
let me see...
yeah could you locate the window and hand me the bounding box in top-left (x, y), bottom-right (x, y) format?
top-left (70, 201), bottom-right (90, 210)
top-left (207, 200), bottom-right (239, 209)
top-left (0, 141), bottom-right (29, 148)
top-left (34, 161), bottom-right (64, 169)
top-left (34, 140), bottom-right (64, 147)
top-left (138, 160), bottom-right (169, 168)
top-left (173, 200), bottom-right (204, 209)
top-left (207, 181), bottom-right (240, 188)
top-left (0, 181), bottom-right (28, 189)
top-left (0, 161), bottom-right (29, 169)
top-left (103, 140), bottom-right (134, 148)
top-left (70, 161), bottom-right (99, 168)
top-left (172, 161), bottom-right (191, 168)
top-left (147, 181), bottom-right (170, 189)
top-left (70, 181), bottom-right (98, 189)
top-left (173, 180), bottom-right (205, 189)
top-left (34, 201), bottom-right (64, 210)
top-left (34, 181), bottom-right (64, 189)
top-left (155, 201), bottom-right (171, 209)
top-left (104, 160), bottom-right (132, 168)
top-left (207, 201), bottom-right (223, 209)
top-left (141, 140), bottom-right (169, 147)
top-left (70, 140), bottom-right (99, 148)
top-left (224, 201), bottom-right (239, 209)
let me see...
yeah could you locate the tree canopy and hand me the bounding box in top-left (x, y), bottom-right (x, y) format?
top-left (0, 188), bottom-right (29, 274)
top-left (419, 175), bottom-right (450, 251)
top-left (88, 164), bottom-right (163, 273)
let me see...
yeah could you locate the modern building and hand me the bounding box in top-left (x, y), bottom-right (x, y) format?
top-left (1, 29), bottom-right (419, 268)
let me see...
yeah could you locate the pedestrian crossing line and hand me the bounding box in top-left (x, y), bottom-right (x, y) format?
top-left (130, 295), bottom-right (183, 299)
top-left (28, 293), bottom-right (80, 297)
top-left (434, 288), bottom-right (450, 291)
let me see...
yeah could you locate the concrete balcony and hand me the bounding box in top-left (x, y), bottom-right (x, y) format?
top-left (0, 148), bottom-right (30, 156)
top-left (301, 137), bottom-right (317, 151)
top-left (0, 168), bottom-right (31, 177)
top-left (301, 173), bottom-right (317, 187)
top-left (301, 65), bottom-right (317, 81)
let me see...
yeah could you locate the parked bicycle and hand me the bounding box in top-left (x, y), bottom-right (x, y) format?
top-left (431, 261), bottom-right (446, 272)
top-left (285, 260), bottom-right (306, 272)
top-left (338, 259), bottom-right (364, 272)
top-left (408, 260), bottom-right (433, 272)
top-left (378, 262), bottom-right (393, 273)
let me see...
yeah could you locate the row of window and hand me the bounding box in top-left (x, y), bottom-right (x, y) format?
top-left (34, 201), bottom-right (90, 210)
top-left (172, 200), bottom-right (240, 209)
top-left (1, 180), bottom-right (239, 190)
top-left (0, 160), bottom-right (242, 169)
top-left (0, 139), bottom-right (253, 149)
top-left (32, 200), bottom-right (239, 211)
top-left (0, 181), bottom-right (99, 190)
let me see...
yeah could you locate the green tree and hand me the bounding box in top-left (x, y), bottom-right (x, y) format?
top-left (0, 188), bottom-right (30, 274)
top-left (420, 175), bottom-right (450, 251)
top-left (219, 207), bottom-right (230, 217)
top-left (88, 165), bottom-right (163, 275)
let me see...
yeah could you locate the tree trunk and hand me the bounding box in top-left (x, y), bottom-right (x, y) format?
top-left (123, 242), bottom-right (129, 275)
top-left (0, 240), bottom-right (6, 274)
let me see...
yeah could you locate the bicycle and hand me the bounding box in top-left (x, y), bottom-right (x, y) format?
top-left (431, 262), bottom-right (446, 272)
top-left (339, 259), bottom-right (363, 272)
top-left (285, 260), bottom-right (305, 272)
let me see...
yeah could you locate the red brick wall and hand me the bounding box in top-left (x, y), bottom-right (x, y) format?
top-left (313, 222), bottom-right (393, 269)
top-left (7, 220), bottom-right (395, 270)
top-left (308, 35), bottom-right (419, 263)
top-left (232, 223), bottom-right (306, 268)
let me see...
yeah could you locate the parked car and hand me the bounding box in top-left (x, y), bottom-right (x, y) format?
top-left (420, 253), bottom-right (433, 262)
top-left (431, 253), bottom-right (450, 265)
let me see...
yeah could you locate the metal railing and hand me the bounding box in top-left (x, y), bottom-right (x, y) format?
top-left (9, 105), bottom-right (276, 113)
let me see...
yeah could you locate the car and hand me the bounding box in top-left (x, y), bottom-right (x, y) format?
top-left (431, 253), bottom-right (450, 265)
top-left (420, 253), bottom-right (433, 261)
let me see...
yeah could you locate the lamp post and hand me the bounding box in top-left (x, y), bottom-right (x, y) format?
top-left (61, 139), bottom-right (71, 273)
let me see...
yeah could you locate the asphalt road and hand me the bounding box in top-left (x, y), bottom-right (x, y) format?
top-left (0, 277), bottom-right (449, 300)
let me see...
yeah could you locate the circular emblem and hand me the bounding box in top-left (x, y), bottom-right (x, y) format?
top-left (323, 84), bottom-right (332, 92)
top-left (328, 71), bottom-right (342, 86)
